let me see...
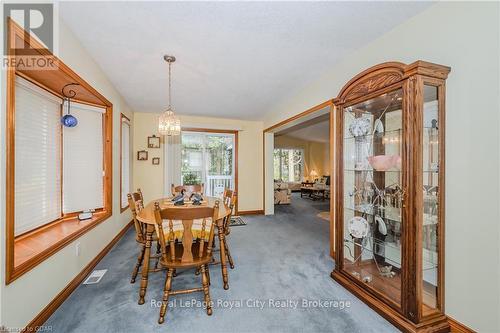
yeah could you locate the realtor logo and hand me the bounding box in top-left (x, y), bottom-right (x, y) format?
top-left (3, 3), bottom-right (53, 53)
top-left (3, 3), bottom-right (56, 69)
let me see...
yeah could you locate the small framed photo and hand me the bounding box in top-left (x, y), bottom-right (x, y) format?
top-left (148, 135), bottom-right (161, 148)
top-left (152, 157), bottom-right (160, 165)
top-left (137, 150), bottom-right (148, 161)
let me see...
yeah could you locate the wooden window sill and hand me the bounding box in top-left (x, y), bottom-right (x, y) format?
top-left (11, 211), bottom-right (111, 283)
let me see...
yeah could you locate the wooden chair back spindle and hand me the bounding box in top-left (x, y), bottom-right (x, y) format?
top-left (222, 188), bottom-right (233, 207)
top-left (171, 183), bottom-right (205, 197)
top-left (128, 190), bottom-right (146, 243)
top-left (222, 189), bottom-right (237, 234)
top-left (137, 188), bottom-right (144, 202)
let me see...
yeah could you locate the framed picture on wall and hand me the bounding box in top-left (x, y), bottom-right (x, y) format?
top-left (148, 135), bottom-right (161, 148)
top-left (152, 157), bottom-right (160, 165)
top-left (137, 150), bottom-right (148, 161)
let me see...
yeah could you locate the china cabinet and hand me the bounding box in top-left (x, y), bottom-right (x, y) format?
top-left (331, 61), bottom-right (450, 332)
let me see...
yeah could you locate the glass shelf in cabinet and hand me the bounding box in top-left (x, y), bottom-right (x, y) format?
top-left (343, 128), bottom-right (402, 140)
top-left (343, 168), bottom-right (438, 173)
top-left (343, 127), bottom-right (436, 140)
top-left (344, 168), bottom-right (402, 173)
top-left (344, 206), bottom-right (402, 223)
top-left (343, 238), bottom-right (402, 267)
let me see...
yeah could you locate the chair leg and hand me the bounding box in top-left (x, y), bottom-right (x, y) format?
top-left (154, 242), bottom-right (161, 269)
top-left (138, 228), bottom-right (154, 305)
top-left (224, 239), bottom-right (235, 269)
top-left (131, 244), bottom-right (146, 283)
top-left (158, 268), bottom-right (174, 324)
top-left (201, 265), bottom-right (212, 316)
top-left (218, 226), bottom-right (229, 290)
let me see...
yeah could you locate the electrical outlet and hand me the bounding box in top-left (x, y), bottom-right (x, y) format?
top-left (75, 242), bottom-right (81, 256)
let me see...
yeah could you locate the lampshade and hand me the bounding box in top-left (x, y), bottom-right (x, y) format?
top-left (158, 108), bottom-right (180, 136)
top-left (310, 170), bottom-right (318, 177)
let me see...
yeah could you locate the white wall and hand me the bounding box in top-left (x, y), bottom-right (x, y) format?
top-left (264, 132), bottom-right (274, 215)
top-left (263, 2), bottom-right (500, 332)
top-left (0, 18), bottom-right (135, 328)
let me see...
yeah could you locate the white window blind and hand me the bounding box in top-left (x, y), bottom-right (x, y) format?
top-left (62, 102), bottom-right (105, 213)
top-left (14, 77), bottom-right (62, 236)
top-left (121, 117), bottom-right (131, 208)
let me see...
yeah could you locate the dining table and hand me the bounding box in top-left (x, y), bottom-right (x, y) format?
top-left (136, 196), bottom-right (232, 304)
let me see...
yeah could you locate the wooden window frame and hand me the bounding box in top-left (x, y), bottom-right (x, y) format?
top-left (120, 113), bottom-right (131, 212)
top-left (181, 128), bottom-right (239, 215)
top-left (5, 19), bottom-right (113, 284)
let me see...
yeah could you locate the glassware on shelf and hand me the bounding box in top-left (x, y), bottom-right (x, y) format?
top-left (342, 88), bottom-right (404, 307)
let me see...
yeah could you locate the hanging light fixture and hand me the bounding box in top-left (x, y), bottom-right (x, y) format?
top-left (61, 83), bottom-right (79, 127)
top-left (158, 55), bottom-right (181, 136)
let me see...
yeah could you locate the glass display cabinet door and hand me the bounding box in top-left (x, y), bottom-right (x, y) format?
top-left (342, 88), bottom-right (404, 308)
top-left (420, 83), bottom-right (442, 316)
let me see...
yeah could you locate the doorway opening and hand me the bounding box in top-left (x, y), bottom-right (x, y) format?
top-left (263, 101), bottom-right (335, 258)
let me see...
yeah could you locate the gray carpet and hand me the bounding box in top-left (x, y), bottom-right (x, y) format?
top-left (45, 193), bottom-right (399, 332)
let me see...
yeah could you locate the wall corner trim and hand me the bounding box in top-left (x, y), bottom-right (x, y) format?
top-left (24, 220), bottom-right (133, 331)
top-left (448, 316), bottom-right (476, 333)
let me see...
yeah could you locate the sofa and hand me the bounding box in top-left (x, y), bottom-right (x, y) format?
top-left (286, 181), bottom-right (302, 192)
top-left (274, 181), bottom-right (291, 204)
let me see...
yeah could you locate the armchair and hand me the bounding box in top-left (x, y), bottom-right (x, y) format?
top-left (274, 181), bottom-right (291, 204)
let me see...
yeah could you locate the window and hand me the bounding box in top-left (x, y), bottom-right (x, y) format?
top-left (121, 114), bottom-right (131, 210)
top-left (63, 103), bottom-right (105, 213)
top-left (14, 77), bottom-right (62, 236)
top-left (180, 131), bottom-right (236, 197)
top-left (13, 77), bottom-right (106, 234)
top-left (181, 133), bottom-right (204, 186)
top-left (274, 148), bottom-right (304, 182)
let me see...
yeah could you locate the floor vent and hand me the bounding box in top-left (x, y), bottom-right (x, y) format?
top-left (83, 269), bottom-right (107, 285)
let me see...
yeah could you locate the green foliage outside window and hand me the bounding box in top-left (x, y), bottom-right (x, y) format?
top-left (274, 148), bottom-right (303, 182)
top-left (183, 172), bottom-right (201, 185)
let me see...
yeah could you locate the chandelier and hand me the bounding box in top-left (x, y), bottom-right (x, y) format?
top-left (158, 55), bottom-right (181, 136)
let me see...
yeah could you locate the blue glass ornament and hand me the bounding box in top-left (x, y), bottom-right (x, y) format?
top-left (61, 114), bottom-right (78, 127)
top-left (61, 83), bottom-right (79, 128)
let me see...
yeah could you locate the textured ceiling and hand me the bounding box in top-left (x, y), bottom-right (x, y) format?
top-left (60, 1), bottom-right (432, 120)
top-left (285, 120), bottom-right (330, 143)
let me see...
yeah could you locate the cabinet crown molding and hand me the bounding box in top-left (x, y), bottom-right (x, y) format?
top-left (334, 61), bottom-right (451, 105)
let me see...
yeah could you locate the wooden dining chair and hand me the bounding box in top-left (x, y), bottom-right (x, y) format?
top-left (196, 188), bottom-right (236, 289)
top-left (221, 188), bottom-right (236, 268)
top-left (154, 201), bottom-right (220, 324)
top-left (128, 190), bottom-right (162, 284)
top-left (171, 183), bottom-right (204, 196)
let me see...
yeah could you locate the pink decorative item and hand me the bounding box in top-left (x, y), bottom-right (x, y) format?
top-left (367, 155), bottom-right (401, 171)
top-left (395, 155), bottom-right (402, 169)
